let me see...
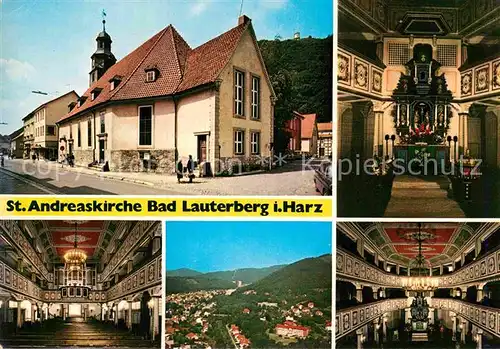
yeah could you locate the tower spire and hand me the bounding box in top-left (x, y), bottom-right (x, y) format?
top-left (101, 9), bottom-right (107, 32)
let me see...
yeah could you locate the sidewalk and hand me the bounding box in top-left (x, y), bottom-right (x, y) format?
top-left (5, 159), bottom-right (190, 187)
top-left (3, 158), bottom-right (318, 196)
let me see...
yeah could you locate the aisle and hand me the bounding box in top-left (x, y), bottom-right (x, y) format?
top-left (384, 175), bottom-right (466, 217)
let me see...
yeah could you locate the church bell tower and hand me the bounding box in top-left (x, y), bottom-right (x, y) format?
top-left (89, 18), bottom-right (116, 87)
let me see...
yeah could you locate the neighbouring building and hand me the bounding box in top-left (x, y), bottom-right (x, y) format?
top-left (317, 122), bottom-right (332, 157)
top-left (22, 113), bottom-right (35, 158)
top-left (22, 91), bottom-right (79, 160)
top-left (9, 127), bottom-right (24, 158)
top-left (285, 111), bottom-right (304, 153)
top-left (57, 15), bottom-right (275, 174)
top-left (300, 113), bottom-right (318, 156)
top-left (0, 134), bottom-right (10, 154)
top-left (275, 321), bottom-right (310, 338)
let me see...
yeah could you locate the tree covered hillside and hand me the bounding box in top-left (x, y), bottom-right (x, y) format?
top-left (166, 276), bottom-right (235, 294)
top-left (258, 36), bottom-right (332, 151)
top-left (242, 254), bottom-right (332, 295)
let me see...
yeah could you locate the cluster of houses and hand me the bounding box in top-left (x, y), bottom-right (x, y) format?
top-left (165, 290), bottom-right (224, 348)
top-left (6, 14), bottom-right (328, 175)
top-left (230, 324), bottom-right (251, 348)
top-left (285, 111), bottom-right (332, 157)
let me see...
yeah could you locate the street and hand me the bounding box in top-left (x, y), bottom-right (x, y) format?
top-left (0, 158), bottom-right (323, 195)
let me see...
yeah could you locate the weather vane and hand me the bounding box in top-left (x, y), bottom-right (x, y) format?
top-left (102, 9), bottom-right (107, 31)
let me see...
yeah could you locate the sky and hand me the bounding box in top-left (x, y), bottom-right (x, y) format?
top-left (0, 0), bottom-right (333, 135)
top-left (166, 221), bottom-right (332, 272)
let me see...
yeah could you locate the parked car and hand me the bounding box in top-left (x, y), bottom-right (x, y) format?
top-left (314, 158), bottom-right (332, 195)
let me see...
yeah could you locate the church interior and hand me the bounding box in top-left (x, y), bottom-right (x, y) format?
top-left (0, 220), bottom-right (162, 347)
top-left (337, 0), bottom-right (500, 218)
top-left (336, 222), bottom-right (500, 349)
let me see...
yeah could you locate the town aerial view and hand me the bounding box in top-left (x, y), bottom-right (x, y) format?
top-left (165, 221), bottom-right (332, 348)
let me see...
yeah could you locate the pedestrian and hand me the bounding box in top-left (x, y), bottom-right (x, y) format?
top-left (187, 155), bottom-right (195, 183)
top-left (176, 158), bottom-right (183, 183)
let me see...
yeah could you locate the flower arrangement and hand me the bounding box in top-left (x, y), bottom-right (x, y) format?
top-left (399, 123), bottom-right (444, 145)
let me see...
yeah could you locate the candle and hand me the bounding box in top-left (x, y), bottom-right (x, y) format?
top-left (397, 105), bottom-right (400, 126)
top-left (429, 61), bottom-right (432, 79)
top-left (407, 104), bottom-right (410, 128)
top-left (444, 105), bottom-right (447, 126)
top-left (434, 105), bottom-right (438, 129)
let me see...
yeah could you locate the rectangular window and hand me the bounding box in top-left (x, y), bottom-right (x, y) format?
top-left (47, 126), bottom-right (55, 136)
top-left (251, 76), bottom-right (260, 119)
top-left (234, 130), bottom-right (245, 155)
top-left (87, 119), bottom-right (92, 147)
top-left (100, 112), bottom-right (105, 134)
top-left (139, 106), bottom-right (153, 146)
top-left (234, 70), bottom-right (245, 116)
top-left (146, 70), bottom-right (156, 82)
top-left (251, 131), bottom-right (260, 155)
top-left (77, 123), bottom-right (81, 147)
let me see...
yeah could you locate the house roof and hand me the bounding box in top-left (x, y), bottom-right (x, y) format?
top-left (59, 17), bottom-right (258, 124)
top-left (300, 113), bottom-right (317, 139)
top-left (22, 90), bottom-right (79, 121)
top-left (292, 110), bottom-right (305, 120)
top-left (318, 122), bottom-right (332, 132)
top-left (9, 127), bottom-right (24, 140)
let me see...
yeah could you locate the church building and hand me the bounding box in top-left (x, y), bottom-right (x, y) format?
top-left (337, 0), bottom-right (499, 217)
top-left (0, 220), bottom-right (162, 347)
top-left (336, 222), bottom-right (500, 349)
top-left (56, 16), bottom-right (275, 175)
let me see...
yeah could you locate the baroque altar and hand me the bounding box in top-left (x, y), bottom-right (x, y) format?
top-left (391, 44), bottom-right (453, 172)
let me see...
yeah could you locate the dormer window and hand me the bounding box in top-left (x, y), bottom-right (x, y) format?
top-left (109, 75), bottom-right (123, 90)
top-left (145, 67), bottom-right (159, 82)
top-left (78, 96), bottom-right (88, 107)
top-left (91, 87), bottom-right (103, 101)
top-left (68, 102), bottom-right (77, 112)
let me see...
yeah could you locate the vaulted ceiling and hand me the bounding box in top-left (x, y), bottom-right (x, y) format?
top-left (33, 220), bottom-right (119, 262)
top-left (361, 222), bottom-right (482, 265)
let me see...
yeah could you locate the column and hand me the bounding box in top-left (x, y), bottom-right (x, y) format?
top-left (373, 289), bottom-right (378, 300)
top-left (405, 308), bottom-right (411, 323)
top-left (373, 102), bottom-right (385, 157)
top-left (114, 304), bottom-right (119, 326)
top-left (452, 316), bottom-right (457, 340)
top-left (477, 329), bottom-right (483, 349)
top-left (460, 320), bottom-right (466, 343)
top-left (462, 288), bottom-right (467, 300)
top-left (45, 304), bottom-right (49, 321)
top-left (0, 298), bottom-right (8, 325)
top-left (356, 287), bottom-right (363, 303)
top-left (152, 236), bottom-right (161, 255)
top-left (127, 260), bottom-right (134, 274)
top-left (31, 302), bottom-right (36, 323)
top-left (475, 238), bottom-right (482, 258)
top-left (17, 301), bottom-right (23, 328)
top-left (357, 239), bottom-right (364, 258)
top-left (356, 328), bottom-right (364, 349)
top-left (63, 304), bottom-right (67, 321)
top-left (151, 297), bottom-right (159, 340)
top-left (396, 265), bottom-right (400, 275)
top-left (83, 305), bottom-right (87, 321)
top-left (127, 301), bottom-right (133, 330)
top-left (440, 265), bottom-right (444, 275)
top-left (382, 316), bottom-right (387, 342)
top-left (114, 274), bottom-right (119, 285)
top-left (373, 320), bottom-right (380, 344)
top-left (477, 288), bottom-right (484, 303)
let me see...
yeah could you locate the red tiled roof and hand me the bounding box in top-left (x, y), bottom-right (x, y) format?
top-left (300, 113), bottom-right (317, 139)
top-left (276, 323), bottom-right (310, 332)
top-left (59, 20), bottom-right (250, 123)
top-left (176, 23), bottom-right (247, 92)
top-left (318, 122), bottom-right (332, 132)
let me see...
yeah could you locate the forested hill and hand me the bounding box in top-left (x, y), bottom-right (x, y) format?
top-left (258, 36), bottom-right (333, 125)
top-left (241, 254), bottom-right (332, 295)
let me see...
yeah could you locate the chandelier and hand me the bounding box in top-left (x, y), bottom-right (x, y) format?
top-left (63, 223), bottom-right (87, 270)
top-left (399, 223), bottom-right (439, 291)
